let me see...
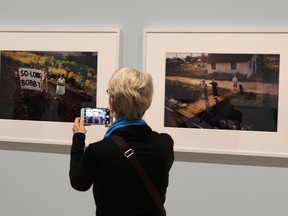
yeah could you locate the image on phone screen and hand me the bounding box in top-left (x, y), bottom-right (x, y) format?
top-left (81, 108), bottom-right (110, 125)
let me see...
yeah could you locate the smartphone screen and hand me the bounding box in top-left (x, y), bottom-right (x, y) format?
top-left (81, 108), bottom-right (110, 125)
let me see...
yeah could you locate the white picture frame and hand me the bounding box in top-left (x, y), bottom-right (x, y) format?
top-left (0, 29), bottom-right (120, 148)
top-left (143, 29), bottom-right (288, 157)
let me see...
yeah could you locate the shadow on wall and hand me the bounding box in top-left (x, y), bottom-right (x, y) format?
top-left (175, 151), bottom-right (288, 168)
top-left (1, 141), bottom-right (288, 168)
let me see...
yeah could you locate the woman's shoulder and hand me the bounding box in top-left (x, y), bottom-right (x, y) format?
top-left (158, 132), bottom-right (173, 140)
top-left (86, 137), bottom-right (117, 152)
top-left (151, 131), bottom-right (174, 146)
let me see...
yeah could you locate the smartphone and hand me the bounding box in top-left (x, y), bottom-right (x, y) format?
top-left (80, 108), bottom-right (110, 125)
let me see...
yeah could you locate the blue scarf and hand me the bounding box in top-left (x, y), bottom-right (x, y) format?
top-left (104, 117), bottom-right (146, 138)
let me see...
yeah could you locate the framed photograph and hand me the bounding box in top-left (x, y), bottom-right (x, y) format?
top-left (143, 29), bottom-right (288, 157)
top-left (0, 29), bottom-right (120, 146)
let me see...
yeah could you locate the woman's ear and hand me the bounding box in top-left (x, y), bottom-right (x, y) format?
top-left (108, 97), bottom-right (115, 112)
top-left (108, 97), bottom-right (116, 121)
top-left (105, 97), bottom-right (115, 127)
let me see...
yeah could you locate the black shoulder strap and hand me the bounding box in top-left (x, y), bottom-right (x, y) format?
top-left (111, 134), bottom-right (166, 216)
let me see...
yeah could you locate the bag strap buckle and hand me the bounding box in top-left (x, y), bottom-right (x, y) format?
top-left (124, 149), bottom-right (134, 158)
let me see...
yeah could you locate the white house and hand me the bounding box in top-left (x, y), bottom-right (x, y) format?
top-left (206, 54), bottom-right (257, 77)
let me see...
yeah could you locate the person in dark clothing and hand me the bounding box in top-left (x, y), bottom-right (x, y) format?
top-left (209, 79), bottom-right (219, 99)
top-left (70, 67), bottom-right (174, 216)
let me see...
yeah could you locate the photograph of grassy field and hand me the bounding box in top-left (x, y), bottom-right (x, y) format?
top-left (0, 50), bottom-right (98, 122)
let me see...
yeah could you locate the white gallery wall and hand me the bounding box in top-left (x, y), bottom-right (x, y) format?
top-left (1, 0), bottom-right (288, 216)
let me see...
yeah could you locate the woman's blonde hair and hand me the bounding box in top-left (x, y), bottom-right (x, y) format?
top-left (108, 67), bottom-right (153, 119)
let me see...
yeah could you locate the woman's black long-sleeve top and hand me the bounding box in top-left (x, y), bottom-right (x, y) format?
top-left (69, 124), bottom-right (174, 216)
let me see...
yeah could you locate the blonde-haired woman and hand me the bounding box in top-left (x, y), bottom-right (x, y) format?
top-left (70, 67), bottom-right (174, 216)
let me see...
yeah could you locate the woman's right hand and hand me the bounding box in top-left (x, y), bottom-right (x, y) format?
top-left (72, 117), bottom-right (87, 134)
